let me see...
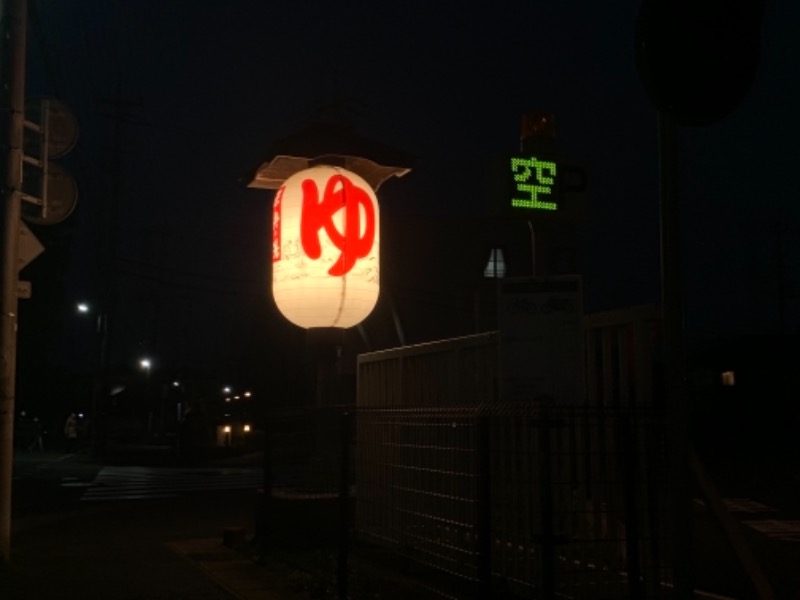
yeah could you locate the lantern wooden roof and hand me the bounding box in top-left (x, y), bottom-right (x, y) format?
top-left (247, 121), bottom-right (414, 191)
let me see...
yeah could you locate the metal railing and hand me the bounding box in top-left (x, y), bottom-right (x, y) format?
top-left (258, 306), bottom-right (672, 599)
top-left (354, 404), bottom-right (671, 600)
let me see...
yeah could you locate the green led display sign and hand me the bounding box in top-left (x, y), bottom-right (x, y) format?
top-left (510, 156), bottom-right (558, 211)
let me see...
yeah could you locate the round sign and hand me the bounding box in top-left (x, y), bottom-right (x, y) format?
top-left (25, 97), bottom-right (79, 158)
top-left (22, 163), bottom-right (78, 226)
top-left (635, 0), bottom-right (763, 126)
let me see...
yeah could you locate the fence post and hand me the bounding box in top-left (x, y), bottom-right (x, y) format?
top-left (476, 414), bottom-right (492, 598)
top-left (538, 409), bottom-right (555, 600)
top-left (621, 412), bottom-right (644, 599)
top-left (257, 414), bottom-right (274, 555)
top-left (338, 411), bottom-right (352, 600)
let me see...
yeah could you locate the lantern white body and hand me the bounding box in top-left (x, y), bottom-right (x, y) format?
top-left (272, 165), bottom-right (380, 329)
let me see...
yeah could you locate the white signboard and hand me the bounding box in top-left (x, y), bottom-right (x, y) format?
top-left (499, 276), bottom-right (585, 405)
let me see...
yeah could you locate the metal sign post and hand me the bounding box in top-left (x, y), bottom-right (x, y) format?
top-left (0, 0), bottom-right (26, 564)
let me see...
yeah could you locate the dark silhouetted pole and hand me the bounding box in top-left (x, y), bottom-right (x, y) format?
top-left (91, 311), bottom-right (108, 457)
top-left (475, 414), bottom-right (491, 598)
top-left (0, 0), bottom-right (26, 564)
top-left (536, 411), bottom-right (555, 600)
top-left (337, 411), bottom-right (351, 600)
top-left (255, 409), bottom-right (273, 553)
top-left (620, 413), bottom-right (644, 598)
top-left (658, 110), bottom-right (692, 598)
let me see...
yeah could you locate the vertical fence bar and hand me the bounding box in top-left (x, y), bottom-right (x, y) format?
top-left (621, 412), bottom-right (644, 599)
top-left (257, 415), bottom-right (273, 554)
top-left (338, 411), bottom-right (351, 600)
top-left (476, 413), bottom-right (491, 598)
top-left (536, 410), bottom-right (554, 600)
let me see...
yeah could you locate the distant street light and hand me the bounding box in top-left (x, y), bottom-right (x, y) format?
top-left (139, 358), bottom-right (152, 371)
top-left (76, 302), bottom-right (90, 314)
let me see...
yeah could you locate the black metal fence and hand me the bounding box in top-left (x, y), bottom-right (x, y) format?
top-left (257, 307), bottom-right (674, 598)
top-left (257, 402), bottom-right (672, 600)
top-left (355, 404), bottom-right (672, 600)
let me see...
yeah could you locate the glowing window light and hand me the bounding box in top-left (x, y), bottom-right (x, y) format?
top-left (721, 371), bottom-right (736, 386)
top-left (510, 156), bottom-right (558, 211)
top-left (272, 165), bottom-right (379, 329)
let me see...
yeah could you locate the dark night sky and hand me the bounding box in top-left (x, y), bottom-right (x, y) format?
top-left (15, 1), bottom-right (800, 397)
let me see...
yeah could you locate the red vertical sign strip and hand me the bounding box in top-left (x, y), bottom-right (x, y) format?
top-left (272, 186), bottom-right (283, 262)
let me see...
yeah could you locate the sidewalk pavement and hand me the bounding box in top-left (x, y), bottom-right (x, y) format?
top-left (3, 445), bottom-right (307, 600)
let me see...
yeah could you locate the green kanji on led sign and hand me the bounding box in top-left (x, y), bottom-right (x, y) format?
top-left (510, 156), bottom-right (558, 211)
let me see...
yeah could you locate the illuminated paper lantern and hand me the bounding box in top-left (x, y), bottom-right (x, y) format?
top-left (272, 165), bottom-right (379, 328)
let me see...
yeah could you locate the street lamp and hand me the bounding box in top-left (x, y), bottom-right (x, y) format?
top-left (249, 153), bottom-right (409, 331)
top-left (248, 142), bottom-right (412, 597)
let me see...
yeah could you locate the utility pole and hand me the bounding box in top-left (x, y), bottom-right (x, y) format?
top-left (658, 110), bottom-right (692, 598)
top-left (87, 85), bottom-right (141, 455)
top-left (0, 0), bottom-right (26, 564)
top-left (775, 216), bottom-right (787, 336)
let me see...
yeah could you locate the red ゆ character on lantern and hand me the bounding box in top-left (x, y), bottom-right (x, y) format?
top-left (272, 165), bottom-right (379, 329)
